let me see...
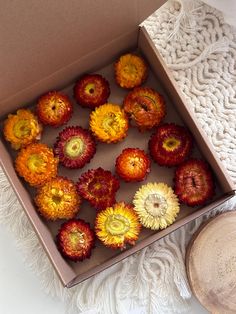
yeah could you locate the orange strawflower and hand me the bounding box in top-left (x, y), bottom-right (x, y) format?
top-left (35, 177), bottom-right (81, 220)
top-left (90, 103), bottom-right (129, 143)
top-left (15, 143), bottom-right (58, 187)
top-left (114, 53), bottom-right (148, 89)
top-left (36, 91), bottom-right (73, 127)
top-left (3, 109), bottom-right (42, 150)
top-left (115, 148), bottom-right (151, 182)
top-left (123, 87), bottom-right (166, 131)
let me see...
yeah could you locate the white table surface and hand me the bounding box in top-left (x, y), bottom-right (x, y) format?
top-left (0, 223), bottom-right (209, 314)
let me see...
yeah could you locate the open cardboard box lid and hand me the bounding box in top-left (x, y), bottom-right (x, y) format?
top-left (0, 0), bottom-right (166, 113)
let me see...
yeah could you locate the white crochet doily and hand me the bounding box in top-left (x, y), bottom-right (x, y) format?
top-left (0, 1), bottom-right (235, 313)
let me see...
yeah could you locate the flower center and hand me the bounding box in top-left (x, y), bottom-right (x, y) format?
top-left (49, 99), bottom-right (59, 112)
top-left (163, 137), bottom-right (180, 151)
top-left (102, 113), bottom-right (119, 134)
top-left (136, 95), bottom-right (155, 112)
top-left (123, 63), bottom-right (138, 79)
top-left (88, 178), bottom-right (109, 195)
top-left (51, 195), bottom-right (62, 205)
top-left (27, 154), bottom-right (46, 173)
top-left (94, 182), bottom-right (102, 190)
top-left (184, 174), bottom-right (201, 191)
top-left (13, 120), bottom-right (31, 138)
top-left (129, 156), bottom-right (142, 167)
top-left (50, 187), bottom-right (73, 208)
top-left (105, 214), bottom-right (130, 236)
top-left (65, 137), bottom-right (84, 158)
top-left (85, 83), bottom-right (95, 95)
top-left (128, 156), bottom-right (143, 172)
top-left (144, 193), bottom-right (168, 217)
top-left (69, 231), bottom-right (85, 249)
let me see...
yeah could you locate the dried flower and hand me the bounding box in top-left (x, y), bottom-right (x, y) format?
top-left (74, 74), bottom-right (110, 108)
top-left (95, 202), bottom-right (141, 249)
top-left (15, 143), bottom-right (58, 187)
top-left (90, 103), bottom-right (128, 143)
top-left (114, 53), bottom-right (148, 89)
top-left (57, 219), bottom-right (95, 261)
top-left (116, 148), bottom-right (150, 182)
top-left (124, 87), bottom-right (166, 131)
top-left (35, 177), bottom-right (81, 220)
top-left (149, 123), bottom-right (193, 167)
top-left (133, 182), bottom-right (180, 230)
top-left (36, 91), bottom-right (73, 127)
top-left (174, 159), bottom-right (215, 206)
top-left (54, 126), bottom-right (96, 169)
top-left (3, 109), bottom-right (42, 150)
top-left (76, 167), bottom-right (120, 210)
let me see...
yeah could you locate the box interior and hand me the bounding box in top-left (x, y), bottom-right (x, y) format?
top-left (0, 0), bottom-right (166, 116)
top-left (0, 25), bottom-right (234, 287)
top-left (1, 26), bottom-right (234, 287)
top-left (42, 59), bottom-right (208, 276)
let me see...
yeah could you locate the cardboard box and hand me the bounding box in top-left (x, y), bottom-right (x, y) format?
top-left (0, 0), bottom-right (235, 287)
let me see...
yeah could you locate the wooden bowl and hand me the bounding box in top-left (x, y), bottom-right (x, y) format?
top-left (186, 211), bottom-right (236, 314)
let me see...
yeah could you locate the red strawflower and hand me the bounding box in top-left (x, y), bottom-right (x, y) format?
top-left (57, 219), bottom-right (95, 262)
top-left (76, 167), bottom-right (120, 210)
top-left (174, 159), bottom-right (215, 206)
top-left (54, 126), bottom-right (96, 169)
top-left (149, 123), bottom-right (193, 167)
top-left (74, 74), bottom-right (110, 108)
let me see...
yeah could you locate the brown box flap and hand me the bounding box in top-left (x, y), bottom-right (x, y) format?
top-left (0, 0), bottom-right (166, 106)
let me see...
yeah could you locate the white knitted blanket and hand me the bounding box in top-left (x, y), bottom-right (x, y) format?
top-left (0, 1), bottom-right (235, 313)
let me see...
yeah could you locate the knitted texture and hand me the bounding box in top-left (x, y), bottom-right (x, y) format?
top-left (144, 0), bottom-right (236, 185)
top-left (0, 1), bottom-right (235, 313)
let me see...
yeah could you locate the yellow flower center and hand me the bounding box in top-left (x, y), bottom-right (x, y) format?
top-left (85, 83), bottom-right (95, 95)
top-left (163, 137), bottom-right (180, 151)
top-left (144, 193), bottom-right (167, 217)
top-left (105, 214), bottom-right (130, 236)
top-left (69, 231), bottom-right (85, 249)
top-left (123, 63), bottom-right (137, 78)
top-left (27, 154), bottom-right (46, 173)
top-left (102, 112), bottom-right (117, 133)
top-left (129, 156), bottom-right (142, 168)
top-left (49, 187), bottom-right (73, 207)
top-left (65, 137), bottom-right (84, 158)
top-left (94, 182), bottom-right (102, 190)
top-left (49, 99), bottom-right (59, 112)
top-left (13, 120), bottom-right (31, 138)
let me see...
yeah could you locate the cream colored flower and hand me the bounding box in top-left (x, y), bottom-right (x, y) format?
top-left (133, 182), bottom-right (180, 230)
